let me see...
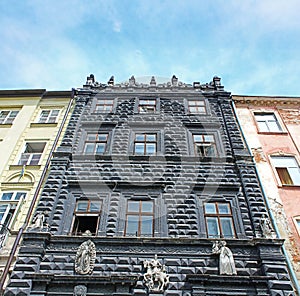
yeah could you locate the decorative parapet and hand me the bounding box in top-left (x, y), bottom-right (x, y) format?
top-left (83, 74), bottom-right (225, 92)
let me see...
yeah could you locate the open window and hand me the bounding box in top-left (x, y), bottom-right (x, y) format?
top-left (270, 156), bottom-right (300, 186)
top-left (18, 142), bottom-right (46, 165)
top-left (0, 191), bottom-right (27, 247)
top-left (72, 200), bottom-right (102, 235)
top-left (138, 98), bottom-right (156, 113)
top-left (193, 134), bottom-right (217, 157)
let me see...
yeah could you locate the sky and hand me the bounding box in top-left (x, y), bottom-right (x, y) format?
top-left (1, 0), bottom-right (300, 96)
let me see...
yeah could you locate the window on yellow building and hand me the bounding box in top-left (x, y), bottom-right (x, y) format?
top-left (18, 142), bottom-right (46, 165)
top-left (0, 110), bottom-right (19, 124)
top-left (38, 110), bottom-right (60, 123)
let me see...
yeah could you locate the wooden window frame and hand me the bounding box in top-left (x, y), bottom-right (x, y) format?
top-left (134, 133), bottom-right (157, 155)
top-left (95, 99), bottom-right (114, 113)
top-left (204, 202), bottom-right (235, 238)
top-left (71, 199), bottom-right (102, 236)
top-left (124, 200), bottom-right (154, 237)
top-left (193, 134), bottom-right (217, 157)
top-left (188, 99), bottom-right (206, 114)
top-left (138, 98), bottom-right (156, 113)
top-left (84, 133), bottom-right (109, 155)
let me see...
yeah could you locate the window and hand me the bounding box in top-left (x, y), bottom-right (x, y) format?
top-left (134, 133), bottom-right (157, 155)
top-left (72, 199), bottom-right (102, 235)
top-left (254, 112), bottom-right (283, 132)
top-left (139, 99), bottom-right (156, 113)
top-left (125, 200), bottom-right (154, 236)
top-left (0, 110), bottom-right (19, 124)
top-left (188, 100), bottom-right (206, 114)
top-left (84, 133), bottom-right (109, 154)
top-left (0, 192), bottom-right (26, 246)
top-left (95, 99), bottom-right (114, 113)
top-left (18, 142), bottom-right (46, 165)
top-left (271, 156), bottom-right (300, 185)
top-left (204, 202), bottom-right (235, 238)
top-left (193, 134), bottom-right (217, 157)
top-left (38, 110), bottom-right (59, 123)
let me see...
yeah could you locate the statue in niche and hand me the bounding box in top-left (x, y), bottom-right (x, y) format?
top-left (31, 211), bottom-right (48, 229)
top-left (212, 241), bottom-right (237, 275)
top-left (260, 214), bottom-right (276, 238)
top-left (73, 285), bottom-right (87, 296)
top-left (143, 254), bottom-right (169, 292)
top-left (75, 240), bottom-right (96, 275)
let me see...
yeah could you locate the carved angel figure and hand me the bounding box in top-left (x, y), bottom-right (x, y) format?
top-left (75, 240), bottom-right (96, 275)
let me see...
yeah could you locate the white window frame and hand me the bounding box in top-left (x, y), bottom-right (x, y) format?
top-left (270, 155), bottom-right (300, 186)
top-left (18, 142), bottom-right (46, 166)
top-left (37, 109), bottom-right (60, 124)
top-left (0, 110), bottom-right (19, 124)
top-left (254, 112), bottom-right (283, 133)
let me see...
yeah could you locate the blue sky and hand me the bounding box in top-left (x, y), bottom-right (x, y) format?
top-left (1, 0), bottom-right (300, 96)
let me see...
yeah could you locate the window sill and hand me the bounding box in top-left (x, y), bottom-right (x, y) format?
top-left (0, 124), bottom-right (12, 128)
top-left (257, 131), bottom-right (288, 135)
top-left (30, 123), bottom-right (58, 128)
top-left (278, 184), bottom-right (300, 188)
top-left (9, 164), bottom-right (41, 170)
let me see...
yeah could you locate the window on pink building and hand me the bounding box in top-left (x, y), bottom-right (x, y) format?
top-left (254, 112), bottom-right (283, 132)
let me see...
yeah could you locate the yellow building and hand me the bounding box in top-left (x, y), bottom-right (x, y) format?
top-left (0, 89), bottom-right (73, 283)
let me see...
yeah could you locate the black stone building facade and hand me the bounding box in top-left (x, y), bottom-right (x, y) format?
top-left (4, 75), bottom-right (296, 295)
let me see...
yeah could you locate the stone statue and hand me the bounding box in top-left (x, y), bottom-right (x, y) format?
top-left (212, 241), bottom-right (237, 275)
top-left (143, 254), bottom-right (169, 292)
top-left (73, 285), bottom-right (87, 296)
top-left (32, 212), bottom-right (45, 229)
top-left (75, 240), bottom-right (96, 275)
top-left (260, 214), bottom-right (276, 238)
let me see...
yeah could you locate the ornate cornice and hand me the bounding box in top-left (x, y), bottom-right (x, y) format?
top-left (233, 95), bottom-right (300, 107)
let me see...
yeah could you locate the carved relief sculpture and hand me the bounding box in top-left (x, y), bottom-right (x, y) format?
top-left (75, 240), bottom-right (96, 275)
top-left (212, 241), bottom-right (237, 275)
top-left (143, 254), bottom-right (169, 292)
top-left (73, 285), bottom-right (87, 296)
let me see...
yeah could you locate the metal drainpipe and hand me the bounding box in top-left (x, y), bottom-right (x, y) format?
top-left (231, 98), bottom-right (300, 296)
top-left (0, 89), bottom-right (75, 294)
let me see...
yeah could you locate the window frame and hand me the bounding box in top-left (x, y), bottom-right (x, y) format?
top-left (254, 111), bottom-right (284, 133)
top-left (37, 109), bottom-right (60, 124)
top-left (204, 202), bottom-right (236, 239)
top-left (83, 132), bottom-right (110, 155)
top-left (133, 133), bottom-right (158, 156)
top-left (71, 199), bottom-right (102, 236)
top-left (0, 110), bottom-right (19, 125)
top-left (187, 99), bottom-right (207, 114)
top-left (124, 199), bottom-right (154, 237)
top-left (17, 142), bottom-right (46, 166)
top-left (270, 155), bottom-right (300, 186)
top-left (192, 133), bottom-right (218, 157)
top-left (94, 99), bottom-right (114, 113)
top-left (138, 98), bottom-right (158, 113)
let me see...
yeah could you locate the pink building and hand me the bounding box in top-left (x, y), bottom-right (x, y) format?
top-left (234, 95), bottom-right (300, 282)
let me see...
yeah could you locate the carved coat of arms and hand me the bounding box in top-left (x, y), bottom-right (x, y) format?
top-left (143, 255), bottom-right (169, 292)
top-left (75, 240), bottom-right (96, 275)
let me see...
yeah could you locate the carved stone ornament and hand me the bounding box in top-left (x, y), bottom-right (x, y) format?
top-left (75, 240), bottom-right (96, 275)
top-left (143, 254), bottom-right (169, 292)
top-left (212, 241), bottom-right (237, 275)
top-left (260, 214), bottom-right (276, 238)
top-left (73, 285), bottom-right (87, 296)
